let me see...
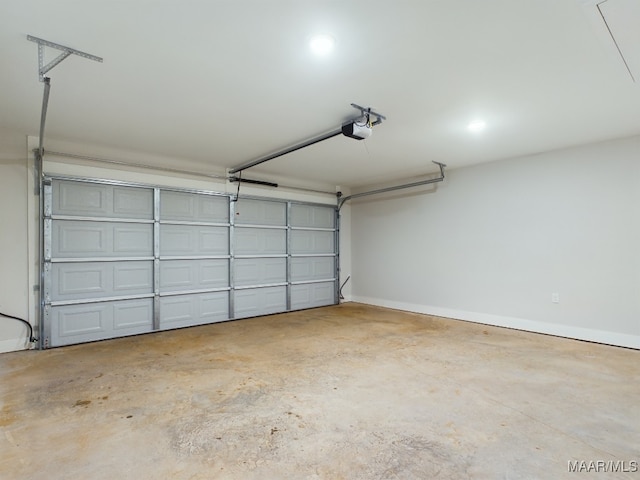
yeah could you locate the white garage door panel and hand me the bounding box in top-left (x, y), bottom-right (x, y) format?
top-left (44, 177), bottom-right (338, 348)
top-left (290, 256), bottom-right (335, 282)
top-left (55, 305), bottom-right (105, 336)
top-left (160, 225), bottom-right (229, 256)
top-left (114, 225), bottom-right (155, 254)
top-left (113, 263), bottom-right (154, 291)
top-left (50, 298), bottom-right (153, 346)
top-left (113, 300), bottom-right (154, 329)
top-left (290, 230), bottom-right (335, 254)
top-left (113, 187), bottom-right (154, 218)
top-left (234, 286), bottom-right (287, 318)
top-left (235, 258), bottom-right (287, 287)
top-left (159, 259), bottom-right (229, 292)
top-left (159, 292), bottom-right (229, 329)
top-left (54, 180), bottom-right (153, 219)
top-left (235, 228), bottom-right (286, 255)
top-left (55, 181), bottom-right (109, 216)
top-left (160, 191), bottom-right (229, 223)
top-left (291, 282), bottom-right (335, 310)
top-left (235, 199), bottom-right (286, 225)
top-left (52, 221), bottom-right (153, 258)
top-left (290, 204), bottom-right (335, 228)
top-left (51, 261), bottom-right (153, 300)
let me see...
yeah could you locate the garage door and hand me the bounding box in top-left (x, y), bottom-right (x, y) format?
top-left (41, 177), bottom-right (338, 348)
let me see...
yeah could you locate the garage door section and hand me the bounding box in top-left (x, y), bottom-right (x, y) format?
top-left (158, 190), bottom-right (230, 330)
top-left (44, 179), bottom-right (155, 347)
top-left (233, 198), bottom-right (288, 318)
top-left (42, 177), bottom-right (338, 348)
top-left (289, 204), bottom-right (337, 309)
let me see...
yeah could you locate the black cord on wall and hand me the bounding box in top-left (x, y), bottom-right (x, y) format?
top-left (234, 170), bottom-right (242, 201)
top-left (0, 312), bottom-right (38, 343)
top-left (339, 276), bottom-right (351, 300)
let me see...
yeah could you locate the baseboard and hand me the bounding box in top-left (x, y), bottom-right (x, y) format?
top-left (351, 296), bottom-right (640, 350)
top-left (0, 337), bottom-right (31, 354)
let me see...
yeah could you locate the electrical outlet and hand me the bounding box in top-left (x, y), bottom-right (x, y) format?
top-left (551, 293), bottom-right (560, 303)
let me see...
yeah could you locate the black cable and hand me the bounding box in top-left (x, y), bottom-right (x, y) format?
top-left (235, 170), bottom-right (242, 201)
top-left (339, 275), bottom-right (351, 300)
top-left (0, 312), bottom-right (37, 343)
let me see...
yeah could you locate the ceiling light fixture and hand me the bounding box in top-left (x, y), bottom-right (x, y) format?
top-left (467, 120), bottom-right (487, 132)
top-left (309, 34), bottom-right (335, 55)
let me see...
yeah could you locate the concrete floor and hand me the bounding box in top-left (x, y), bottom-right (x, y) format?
top-left (0, 303), bottom-right (638, 479)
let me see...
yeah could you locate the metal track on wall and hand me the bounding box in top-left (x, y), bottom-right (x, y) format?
top-left (337, 161), bottom-right (447, 210)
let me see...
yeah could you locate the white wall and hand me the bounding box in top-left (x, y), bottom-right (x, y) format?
top-left (351, 135), bottom-right (640, 349)
top-left (0, 130), bottom-right (30, 352)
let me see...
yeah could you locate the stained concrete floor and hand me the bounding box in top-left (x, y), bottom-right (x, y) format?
top-left (0, 303), bottom-right (638, 479)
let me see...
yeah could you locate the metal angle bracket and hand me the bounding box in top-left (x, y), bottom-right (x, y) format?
top-left (27, 35), bottom-right (103, 82)
top-left (350, 103), bottom-right (386, 126)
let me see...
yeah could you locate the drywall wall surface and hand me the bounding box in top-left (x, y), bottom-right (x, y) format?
top-left (0, 130), bottom-right (30, 352)
top-left (351, 135), bottom-right (640, 348)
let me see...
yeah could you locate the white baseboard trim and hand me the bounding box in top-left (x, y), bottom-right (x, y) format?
top-left (350, 296), bottom-right (640, 350)
top-left (0, 337), bottom-right (30, 354)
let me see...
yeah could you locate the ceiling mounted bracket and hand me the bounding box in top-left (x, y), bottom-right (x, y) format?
top-left (350, 103), bottom-right (386, 126)
top-left (27, 35), bottom-right (103, 82)
top-left (228, 103), bottom-right (386, 176)
top-left (27, 35), bottom-right (103, 159)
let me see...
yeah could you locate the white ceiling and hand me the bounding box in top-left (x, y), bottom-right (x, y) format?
top-left (1, 0), bottom-right (639, 188)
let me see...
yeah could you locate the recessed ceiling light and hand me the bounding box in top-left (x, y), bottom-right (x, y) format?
top-left (309, 34), bottom-right (335, 55)
top-left (467, 120), bottom-right (487, 132)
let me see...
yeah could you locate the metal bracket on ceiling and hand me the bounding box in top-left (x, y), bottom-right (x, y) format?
top-left (27, 35), bottom-right (103, 82)
top-left (27, 35), bottom-right (103, 169)
top-left (350, 103), bottom-right (386, 126)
